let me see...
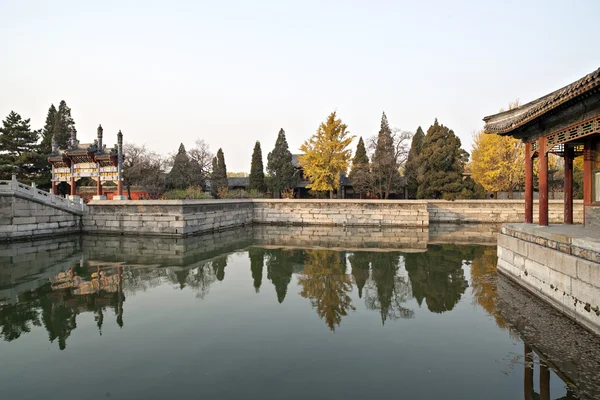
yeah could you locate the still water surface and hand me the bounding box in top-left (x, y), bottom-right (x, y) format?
top-left (1, 227), bottom-right (599, 399)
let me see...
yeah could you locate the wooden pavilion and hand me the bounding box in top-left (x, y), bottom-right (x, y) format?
top-left (484, 67), bottom-right (600, 227)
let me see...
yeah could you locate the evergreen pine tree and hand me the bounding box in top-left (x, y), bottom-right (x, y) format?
top-left (371, 112), bottom-right (403, 199)
top-left (249, 141), bottom-right (266, 192)
top-left (167, 143), bottom-right (191, 190)
top-left (0, 111), bottom-right (43, 183)
top-left (267, 129), bottom-right (295, 197)
top-left (404, 126), bottom-right (425, 198)
top-left (417, 119), bottom-right (468, 200)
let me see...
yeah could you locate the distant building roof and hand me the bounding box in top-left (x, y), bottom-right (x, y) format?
top-left (228, 177), bottom-right (250, 188)
top-left (292, 154), bottom-right (302, 167)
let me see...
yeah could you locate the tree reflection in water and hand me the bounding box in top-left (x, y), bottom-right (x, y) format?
top-left (265, 249), bottom-right (303, 304)
top-left (404, 244), bottom-right (471, 313)
top-left (362, 252), bottom-right (414, 324)
top-left (298, 250), bottom-right (355, 331)
top-left (248, 247), bottom-right (265, 293)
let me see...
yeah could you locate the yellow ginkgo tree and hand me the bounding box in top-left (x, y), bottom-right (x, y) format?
top-left (471, 130), bottom-right (525, 197)
top-left (299, 111), bottom-right (354, 199)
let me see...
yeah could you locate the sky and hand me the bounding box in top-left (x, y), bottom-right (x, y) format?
top-left (1, 0), bottom-right (599, 172)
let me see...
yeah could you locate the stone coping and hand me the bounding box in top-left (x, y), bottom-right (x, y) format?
top-left (87, 199), bottom-right (582, 206)
top-left (502, 223), bottom-right (600, 263)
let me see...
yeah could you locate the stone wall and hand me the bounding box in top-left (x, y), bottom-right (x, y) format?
top-left (0, 195), bottom-right (81, 241)
top-left (252, 225), bottom-right (428, 251)
top-left (497, 224), bottom-right (600, 335)
top-left (584, 205), bottom-right (600, 229)
top-left (83, 200), bottom-right (253, 236)
top-left (427, 200), bottom-right (583, 224)
top-left (80, 199), bottom-right (583, 238)
top-left (252, 199), bottom-right (429, 227)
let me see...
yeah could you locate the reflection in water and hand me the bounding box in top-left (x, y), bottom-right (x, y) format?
top-left (364, 252), bottom-right (414, 324)
top-left (1, 228), bottom-right (598, 399)
top-left (248, 248), bottom-right (265, 293)
top-left (404, 244), bottom-right (471, 313)
top-left (298, 250), bottom-right (354, 331)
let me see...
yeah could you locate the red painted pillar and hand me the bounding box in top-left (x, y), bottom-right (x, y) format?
top-left (564, 146), bottom-right (574, 224)
top-left (538, 137), bottom-right (549, 226)
top-left (51, 181), bottom-right (57, 195)
top-left (524, 344), bottom-right (533, 400)
top-left (97, 177), bottom-right (103, 196)
top-left (540, 364), bottom-right (550, 400)
top-left (525, 142), bottom-right (533, 223)
top-left (70, 177), bottom-right (76, 196)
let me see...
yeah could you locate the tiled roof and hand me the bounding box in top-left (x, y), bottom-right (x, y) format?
top-left (483, 67), bottom-right (600, 135)
top-left (228, 177), bottom-right (249, 188)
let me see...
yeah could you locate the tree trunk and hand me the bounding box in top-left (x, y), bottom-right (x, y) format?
top-left (329, 190), bottom-right (333, 199)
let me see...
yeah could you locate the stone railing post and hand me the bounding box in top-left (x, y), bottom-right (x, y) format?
top-left (11, 174), bottom-right (17, 190)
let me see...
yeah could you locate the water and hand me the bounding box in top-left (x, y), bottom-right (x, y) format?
top-left (1, 226), bottom-right (599, 400)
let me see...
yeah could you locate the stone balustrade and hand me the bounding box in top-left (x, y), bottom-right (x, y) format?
top-left (0, 176), bottom-right (86, 214)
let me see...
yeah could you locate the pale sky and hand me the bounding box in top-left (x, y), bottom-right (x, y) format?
top-left (1, 0), bottom-right (598, 171)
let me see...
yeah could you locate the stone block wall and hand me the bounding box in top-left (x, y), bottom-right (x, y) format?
top-left (497, 228), bottom-right (600, 335)
top-left (0, 195), bottom-right (81, 241)
top-left (427, 200), bottom-right (583, 224)
top-left (252, 225), bottom-right (428, 251)
top-left (252, 200), bottom-right (429, 227)
top-left (83, 200), bottom-right (253, 236)
top-left (82, 227), bottom-right (253, 265)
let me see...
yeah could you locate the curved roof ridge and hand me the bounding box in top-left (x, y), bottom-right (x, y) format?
top-left (483, 67), bottom-right (600, 134)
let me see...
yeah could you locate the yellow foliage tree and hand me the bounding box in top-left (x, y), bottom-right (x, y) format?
top-left (471, 130), bottom-right (525, 196)
top-left (299, 111), bottom-right (354, 199)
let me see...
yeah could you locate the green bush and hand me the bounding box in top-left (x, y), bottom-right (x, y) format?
top-left (162, 187), bottom-right (212, 200)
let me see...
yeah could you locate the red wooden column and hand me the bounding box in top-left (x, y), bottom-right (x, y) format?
top-left (538, 137), bottom-right (549, 226)
top-left (524, 344), bottom-right (533, 400)
top-left (70, 176), bottom-right (76, 196)
top-left (540, 364), bottom-right (550, 400)
top-left (96, 174), bottom-right (103, 196)
top-left (525, 142), bottom-right (534, 223)
top-left (51, 181), bottom-right (57, 195)
top-left (584, 139), bottom-right (594, 203)
top-left (564, 146), bottom-right (574, 224)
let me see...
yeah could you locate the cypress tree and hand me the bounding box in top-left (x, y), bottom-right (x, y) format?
top-left (249, 141), bottom-right (266, 192)
top-left (211, 157), bottom-right (219, 197)
top-left (404, 126), bottom-right (425, 198)
top-left (349, 136), bottom-right (369, 197)
top-left (266, 129), bottom-right (295, 197)
top-left (167, 143), bottom-right (191, 190)
top-left (211, 148), bottom-right (228, 197)
top-left (417, 119), bottom-right (468, 200)
top-left (54, 100), bottom-right (77, 149)
top-left (371, 112), bottom-right (402, 199)
top-left (40, 104), bottom-right (57, 153)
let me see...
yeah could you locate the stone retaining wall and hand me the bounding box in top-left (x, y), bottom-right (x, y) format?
top-left (83, 200), bottom-right (253, 236)
top-left (0, 195), bottom-right (81, 241)
top-left (252, 199), bottom-right (429, 227)
top-left (252, 225), bottom-right (428, 251)
top-left (497, 224), bottom-right (600, 335)
top-left (427, 200), bottom-right (583, 224)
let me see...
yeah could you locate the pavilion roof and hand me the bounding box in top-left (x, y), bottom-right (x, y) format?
top-left (483, 67), bottom-right (600, 135)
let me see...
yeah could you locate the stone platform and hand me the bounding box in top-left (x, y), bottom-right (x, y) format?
top-left (498, 223), bottom-right (600, 335)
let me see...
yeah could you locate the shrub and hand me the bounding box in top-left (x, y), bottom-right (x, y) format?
top-left (162, 187), bottom-right (212, 200)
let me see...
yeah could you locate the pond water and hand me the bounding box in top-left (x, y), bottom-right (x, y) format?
top-left (1, 226), bottom-right (599, 400)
